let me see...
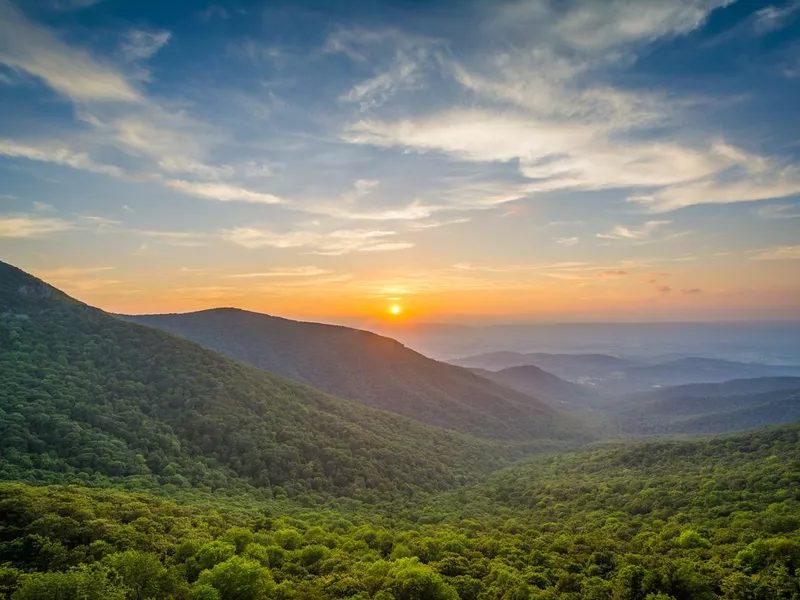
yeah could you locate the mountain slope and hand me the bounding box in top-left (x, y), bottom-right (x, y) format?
top-left (0, 261), bottom-right (571, 502)
top-left (623, 357), bottom-right (800, 388)
top-left (470, 365), bottom-right (600, 410)
top-left (453, 351), bottom-right (800, 393)
top-left (612, 378), bottom-right (800, 435)
top-left (123, 309), bottom-right (584, 441)
top-left (451, 351), bottom-right (631, 378)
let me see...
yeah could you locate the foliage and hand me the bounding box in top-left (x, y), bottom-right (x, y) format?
top-left (0, 423), bottom-right (797, 599)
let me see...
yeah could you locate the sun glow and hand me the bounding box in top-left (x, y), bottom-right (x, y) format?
top-left (389, 304), bottom-right (402, 316)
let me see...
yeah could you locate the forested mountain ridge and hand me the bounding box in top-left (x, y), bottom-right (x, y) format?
top-left (470, 364), bottom-right (600, 410)
top-left (0, 261), bottom-right (578, 503)
top-left (123, 308), bottom-right (583, 440)
top-left (611, 379), bottom-right (800, 435)
top-left (453, 350), bottom-right (800, 393)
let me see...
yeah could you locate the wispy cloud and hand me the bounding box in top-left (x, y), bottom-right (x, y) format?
top-left (220, 227), bottom-right (414, 255)
top-left (339, 3), bottom-right (799, 213)
top-left (597, 220), bottom-right (671, 240)
top-left (0, 0), bottom-right (141, 102)
top-left (755, 203), bottom-right (800, 219)
top-left (328, 28), bottom-right (440, 110)
top-left (752, 1), bottom-right (800, 34)
top-left (165, 180), bottom-right (285, 204)
top-left (135, 229), bottom-right (209, 247)
top-left (0, 138), bottom-right (124, 177)
top-left (751, 245), bottom-right (800, 260)
top-left (597, 270), bottom-right (627, 278)
top-left (226, 267), bottom-right (330, 278)
top-left (555, 237), bottom-right (579, 246)
top-left (120, 30), bottom-right (171, 61)
top-left (0, 214), bottom-right (73, 237)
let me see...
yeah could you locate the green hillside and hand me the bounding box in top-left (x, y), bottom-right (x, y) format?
top-left (123, 309), bottom-right (582, 441)
top-left (612, 380), bottom-right (800, 435)
top-left (0, 423), bottom-right (797, 599)
top-left (0, 261), bottom-right (568, 503)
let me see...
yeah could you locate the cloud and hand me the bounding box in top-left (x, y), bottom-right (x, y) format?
top-left (630, 161), bottom-right (800, 212)
top-left (0, 0), bottom-right (141, 102)
top-left (32, 201), bottom-right (56, 212)
top-left (221, 227), bottom-right (413, 255)
top-left (658, 285), bottom-right (672, 293)
top-left (226, 267), bottom-right (330, 278)
top-left (751, 246), bottom-right (800, 260)
top-left (499, 0), bottom-right (732, 53)
top-left (165, 180), bottom-right (285, 204)
top-left (327, 28), bottom-right (440, 110)
top-left (555, 237), bottom-right (579, 246)
top-left (0, 6), bottom-right (268, 209)
top-left (755, 203), bottom-right (800, 220)
top-left (120, 30), bottom-right (171, 61)
top-left (752, 1), bottom-right (800, 34)
top-left (338, 3), bottom-right (798, 213)
top-left (0, 138), bottom-right (125, 177)
top-left (0, 214), bottom-right (73, 237)
top-left (408, 217), bottom-right (471, 230)
top-left (682, 288), bottom-right (702, 294)
top-left (597, 220), bottom-right (671, 240)
top-left (344, 112), bottom-right (750, 197)
top-left (597, 270), bottom-right (627, 278)
top-left (134, 229), bottom-right (209, 247)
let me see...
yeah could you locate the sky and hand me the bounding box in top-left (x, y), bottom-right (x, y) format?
top-left (0, 0), bottom-right (799, 324)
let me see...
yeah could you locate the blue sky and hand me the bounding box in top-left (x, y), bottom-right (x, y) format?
top-left (0, 0), bottom-right (799, 322)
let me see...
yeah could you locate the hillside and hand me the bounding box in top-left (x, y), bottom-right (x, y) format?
top-left (123, 309), bottom-right (582, 441)
top-left (0, 261), bottom-right (574, 503)
top-left (611, 378), bottom-right (800, 435)
top-left (623, 357), bottom-right (800, 388)
top-left (0, 423), bottom-right (797, 599)
top-left (451, 351), bottom-right (630, 377)
top-left (453, 351), bottom-right (800, 393)
top-left (470, 364), bottom-right (600, 410)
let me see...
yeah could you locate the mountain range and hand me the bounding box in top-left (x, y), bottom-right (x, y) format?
top-left (123, 309), bottom-right (583, 441)
top-left (0, 261), bottom-right (582, 503)
top-left (453, 350), bottom-right (800, 393)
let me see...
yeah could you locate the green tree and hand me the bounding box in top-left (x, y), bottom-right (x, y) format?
top-left (198, 556), bottom-right (274, 600)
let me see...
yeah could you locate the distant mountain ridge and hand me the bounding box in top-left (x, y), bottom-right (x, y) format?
top-left (123, 309), bottom-right (587, 441)
top-left (469, 365), bottom-right (600, 410)
top-left (611, 377), bottom-right (800, 435)
top-left (452, 351), bottom-right (800, 392)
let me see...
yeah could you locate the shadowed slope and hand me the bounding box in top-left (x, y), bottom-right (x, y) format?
top-left (124, 309), bottom-right (587, 441)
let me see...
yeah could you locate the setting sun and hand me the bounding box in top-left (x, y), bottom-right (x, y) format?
top-left (389, 304), bottom-right (402, 316)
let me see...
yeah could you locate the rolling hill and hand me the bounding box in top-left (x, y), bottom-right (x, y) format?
top-left (611, 377), bottom-right (800, 435)
top-left (123, 309), bottom-right (584, 441)
top-left (452, 351), bottom-right (800, 393)
top-left (0, 261), bottom-right (580, 502)
top-left (469, 364), bottom-right (600, 410)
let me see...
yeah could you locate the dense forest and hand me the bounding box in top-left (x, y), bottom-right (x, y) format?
top-left (0, 424), bottom-right (798, 599)
top-left (1, 261), bottom-right (799, 599)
